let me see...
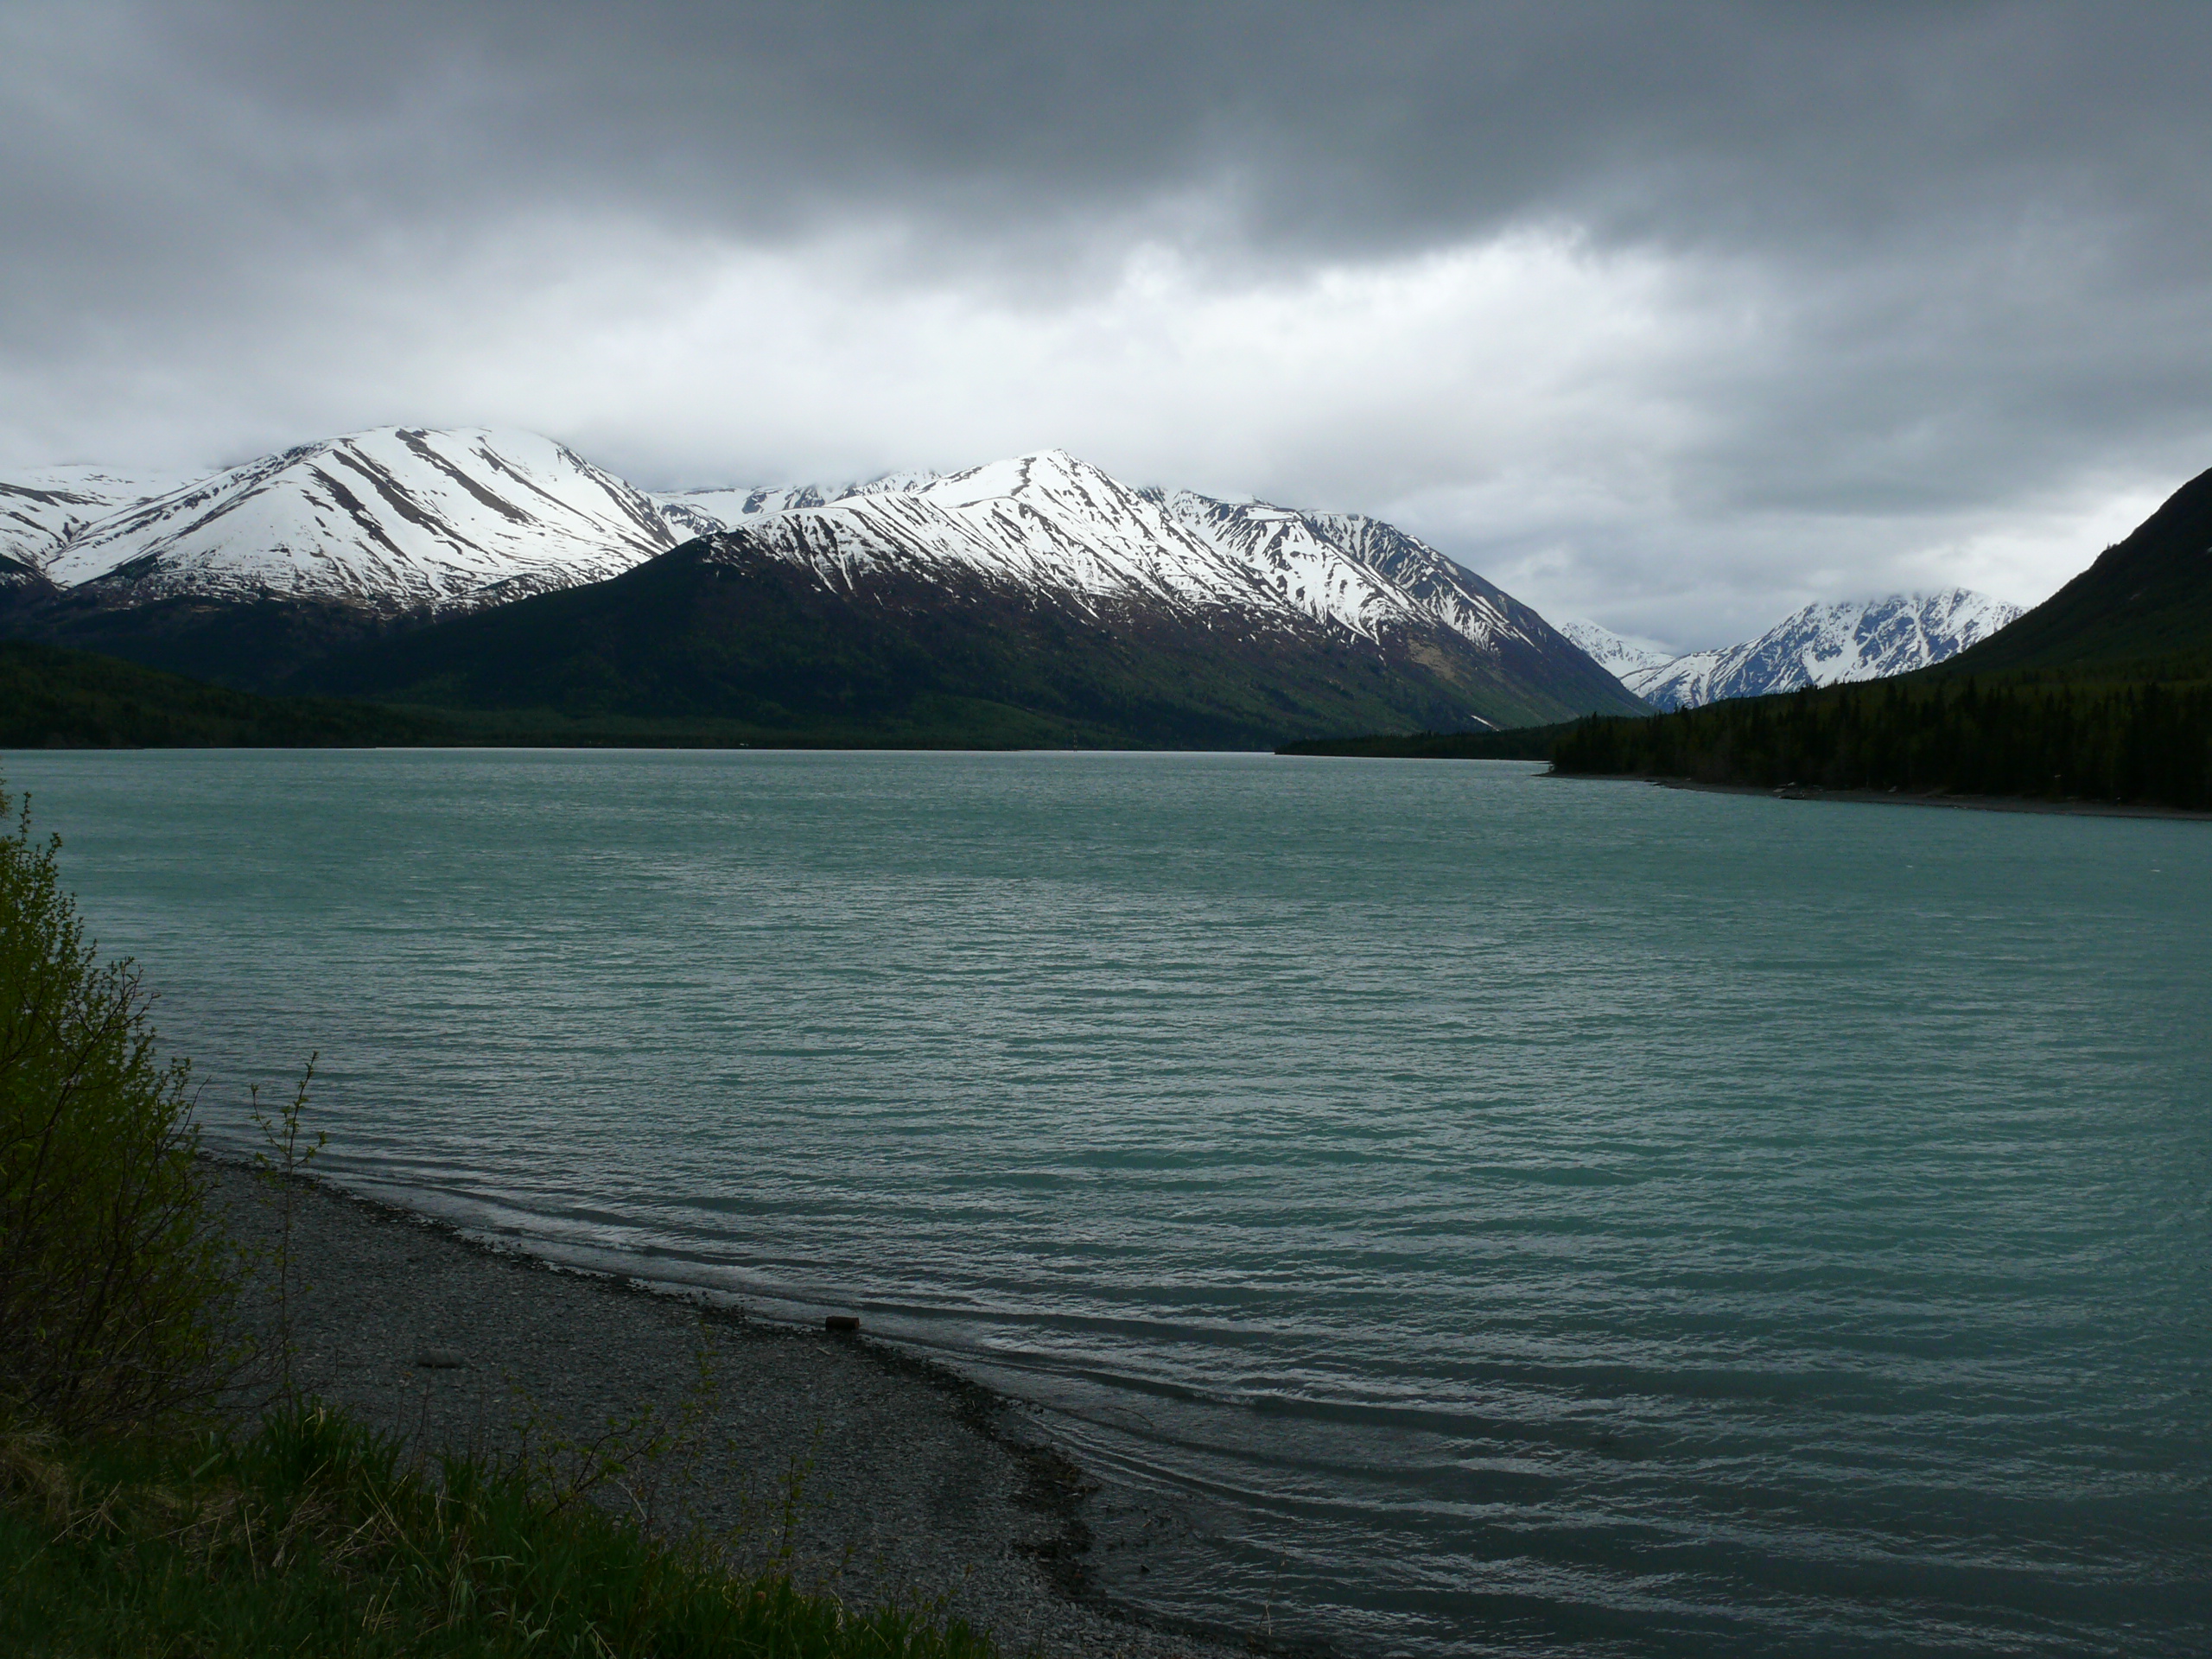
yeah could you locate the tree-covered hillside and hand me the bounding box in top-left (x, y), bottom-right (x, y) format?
top-left (297, 537), bottom-right (1583, 748)
top-left (1533, 466), bottom-right (2212, 810)
top-left (1939, 466), bottom-right (2212, 681)
top-left (1548, 678), bottom-right (2212, 809)
top-left (0, 643), bottom-right (447, 749)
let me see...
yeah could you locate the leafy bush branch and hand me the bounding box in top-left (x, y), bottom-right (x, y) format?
top-left (0, 783), bottom-right (237, 1430)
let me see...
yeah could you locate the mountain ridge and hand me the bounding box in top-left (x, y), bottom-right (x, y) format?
top-left (1937, 466), bottom-right (2212, 680)
top-left (2, 433), bottom-right (1645, 734)
top-left (40, 428), bottom-right (675, 610)
top-left (1590, 590), bottom-right (2024, 709)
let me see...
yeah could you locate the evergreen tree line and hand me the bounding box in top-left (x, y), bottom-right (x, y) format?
top-left (1551, 678), bottom-right (2212, 810)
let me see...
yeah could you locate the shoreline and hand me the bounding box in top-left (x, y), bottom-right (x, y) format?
top-left (208, 1156), bottom-right (1262, 1659)
top-left (1549, 770), bottom-right (2212, 822)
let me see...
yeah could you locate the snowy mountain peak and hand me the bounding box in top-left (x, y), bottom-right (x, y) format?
top-left (662, 448), bottom-right (1582, 665)
top-left (37, 427), bottom-right (675, 609)
top-left (1556, 618), bottom-right (1676, 679)
top-left (2, 465), bottom-right (207, 575)
top-left (1624, 588), bottom-right (2024, 709)
top-left (922, 448), bottom-right (1150, 514)
top-left (3, 432), bottom-right (1651, 729)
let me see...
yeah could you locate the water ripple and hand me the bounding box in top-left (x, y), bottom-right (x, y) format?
top-left (9, 748), bottom-right (2208, 1656)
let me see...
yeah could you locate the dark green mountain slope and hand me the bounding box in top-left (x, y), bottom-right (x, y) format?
top-left (296, 535), bottom-right (1611, 747)
top-left (0, 642), bottom-right (446, 748)
top-left (1937, 465), bottom-right (2212, 680)
top-left (1, 585), bottom-right (399, 693)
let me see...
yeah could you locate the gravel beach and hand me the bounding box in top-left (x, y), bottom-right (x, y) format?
top-left (209, 1160), bottom-right (1255, 1659)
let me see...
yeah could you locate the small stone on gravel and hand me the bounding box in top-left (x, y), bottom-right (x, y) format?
top-left (208, 1160), bottom-right (1249, 1659)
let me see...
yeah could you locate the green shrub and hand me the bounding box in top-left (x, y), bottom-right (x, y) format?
top-left (0, 779), bottom-right (235, 1429)
top-left (0, 1401), bottom-right (996, 1657)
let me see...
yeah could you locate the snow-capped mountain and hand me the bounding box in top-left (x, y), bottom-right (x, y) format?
top-left (312, 450), bottom-right (1646, 741)
top-left (658, 451), bottom-right (1593, 670)
top-left (2, 466), bottom-right (205, 578)
top-left (38, 429), bottom-right (674, 611)
top-left (1556, 618), bottom-right (1676, 680)
top-left (633, 450), bottom-right (1648, 731)
top-left (3, 432), bottom-right (1645, 729)
top-left (651, 470), bottom-right (945, 540)
top-left (1624, 590), bottom-right (2024, 709)
top-left (8, 431), bottom-right (1594, 666)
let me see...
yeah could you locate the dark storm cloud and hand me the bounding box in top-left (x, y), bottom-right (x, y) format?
top-left (29, 3), bottom-right (2212, 263)
top-left (7, 1), bottom-right (2212, 645)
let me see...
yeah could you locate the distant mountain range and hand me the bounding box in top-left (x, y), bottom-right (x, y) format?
top-left (5, 422), bottom-right (2070, 747)
top-left (0, 429), bottom-right (1645, 745)
top-left (1554, 619), bottom-right (1678, 681)
top-left (1548, 467), bottom-right (2212, 810)
top-left (1562, 591), bottom-right (2023, 710)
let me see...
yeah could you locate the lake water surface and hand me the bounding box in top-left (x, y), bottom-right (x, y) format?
top-left (6, 749), bottom-right (2207, 1656)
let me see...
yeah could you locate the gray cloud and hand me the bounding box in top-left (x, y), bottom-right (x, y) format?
top-left (6, 1), bottom-right (2212, 648)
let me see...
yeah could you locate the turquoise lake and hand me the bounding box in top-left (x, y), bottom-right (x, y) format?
top-left (6, 748), bottom-right (2207, 1656)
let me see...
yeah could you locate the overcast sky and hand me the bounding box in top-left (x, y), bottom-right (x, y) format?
top-left (6, 2), bottom-right (2212, 648)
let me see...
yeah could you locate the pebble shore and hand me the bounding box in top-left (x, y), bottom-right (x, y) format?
top-left (209, 1160), bottom-right (1254, 1659)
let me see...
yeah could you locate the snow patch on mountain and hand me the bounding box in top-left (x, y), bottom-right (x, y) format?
top-left (652, 470), bottom-right (948, 543)
top-left (1557, 618), bottom-right (1676, 679)
top-left (3, 433), bottom-right (1628, 724)
top-left (2, 467), bottom-right (206, 575)
top-left (1624, 590), bottom-right (2024, 709)
top-left (664, 451), bottom-right (1570, 658)
top-left (42, 429), bottom-right (673, 609)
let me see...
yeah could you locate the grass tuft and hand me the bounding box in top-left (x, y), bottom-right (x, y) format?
top-left (1, 1400), bottom-right (996, 1657)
